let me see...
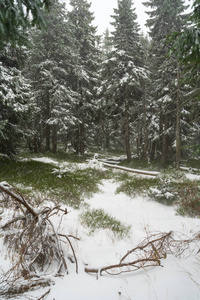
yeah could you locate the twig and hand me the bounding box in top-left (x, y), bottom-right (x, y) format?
top-left (59, 233), bottom-right (79, 274)
top-left (37, 288), bottom-right (51, 300)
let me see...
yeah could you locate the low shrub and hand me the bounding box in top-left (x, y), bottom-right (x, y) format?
top-left (114, 173), bottom-right (159, 197)
top-left (80, 208), bottom-right (131, 238)
top-left (176, 181), bottom-right (200, 217)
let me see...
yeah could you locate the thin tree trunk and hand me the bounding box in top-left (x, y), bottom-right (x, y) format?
top-left (142, 88), bottom-right (148, 160)
top-left (176, 67), bottom-right (181, 169)
top-left (162, 113), bottom-right (169, 165)
top-left (39, 122), bottom-right (44, 152)
top-left (45, 124), bottom-right (51, 151)
top-left (124, 102), bottom-right (131, 162)
top-left (45, 94), bottom-right (51, 152)
top-left (52, 125), bottom-right (57, 153)
top-left (79, 123), bottom-right (85, 155)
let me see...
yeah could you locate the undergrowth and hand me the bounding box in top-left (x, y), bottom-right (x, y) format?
top-left (114, 173), bottom-right (159, 197)
top-left (80, 208), bottom-right (131, 238)
top-left (1, 153), bottom-right (200, 218)
top-left (0, 158), bottom-right (110, 208)
top-left (176, 181), bottom-right (200, 217)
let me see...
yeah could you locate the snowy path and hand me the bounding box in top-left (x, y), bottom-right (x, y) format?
top-left (49, 179), bottom-right (200, 300)
top-left (1, 179), bottom-right (200, 300)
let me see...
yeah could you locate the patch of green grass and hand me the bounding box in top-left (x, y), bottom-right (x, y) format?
top-left (18, 150), bottom-right (91, 163)
top-left (0, 158), bottom-right (110, 208)
top-left (114, 173), bottom-right (159, 197)
top-left (80, 208), bottom-right (130, 238)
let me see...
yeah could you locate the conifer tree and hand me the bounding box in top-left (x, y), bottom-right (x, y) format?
top-left (97, 29), bottom-right (113, 151)
top-left (0, 63), bottom-right (32, 156)
top-left (27, 1), bottom-right (76, 152)
top-left (102, 0), bottom-right (147, 161)
top-left (67, 0), bottom-right (100, 155)
top-left (143, 0), bottom-right (189, 165)
top-left (171, 0), bottom-right (200, 78)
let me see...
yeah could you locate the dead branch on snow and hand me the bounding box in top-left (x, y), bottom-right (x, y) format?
top-left (85, 231), bottom-right (198, 277)
top-left (0, 181), bottom-right (78, 297)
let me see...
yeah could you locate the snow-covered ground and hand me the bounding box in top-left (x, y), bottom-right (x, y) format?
top-left (1, 162), bottom-right (200, 299)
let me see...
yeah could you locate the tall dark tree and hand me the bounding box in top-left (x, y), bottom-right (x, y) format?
top-left (101, 0), bottom-right (147, 161)
top-left (143, 0), bottom-right (189, 166)
top-left (0, 63), bottom-right (32, 156)
top-left (68, 0), bottom-right (100, 155)
top-left (170, 0), bottom-right (200, 78)
top-left (26, 1), bottom-right (76, 152)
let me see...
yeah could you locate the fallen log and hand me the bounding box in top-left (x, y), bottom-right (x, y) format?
top-left (102, 162), bottom-right (159, 177)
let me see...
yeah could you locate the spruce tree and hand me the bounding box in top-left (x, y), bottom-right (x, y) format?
top-left (67, 0), bottom-right (100, 155)
top-left (171, 0), bottom-right (200, 78)
top-left (0, 63), bottom-right (32, 156)
top-left (97, 29), bottom-right (113, 151)
top-left (102, 0), bottom-right (147, 161)
top-left (143, 0), bottom-right (189, 165)
top-left (26, 1), bottom-right (76, 152)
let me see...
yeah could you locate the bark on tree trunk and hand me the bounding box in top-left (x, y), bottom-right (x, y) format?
top-left (39, 123), bottom-right (44, 152)
top-left (142, 90), bottom-right (148, 160)
top-left (52, 125), bottom-right (57, 153)
top-left (124, 102), bottom-right (131, 162)
top-left (45, 124), bottom-right (50, 152)
top-left (162, 114), bottom-right (169, 165)
top-left (176, 67), bottom-right (181, 169)
top-left (45, 94), bottom-right (51, 152)
top-left (79, 123), bottom-right (85, 155)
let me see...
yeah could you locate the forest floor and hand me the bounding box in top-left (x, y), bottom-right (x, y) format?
top-left (0, 154), bottom-right (200, 299)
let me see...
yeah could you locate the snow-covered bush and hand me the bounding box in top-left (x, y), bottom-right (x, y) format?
top-left (148, 169), bottom-right (184, 205)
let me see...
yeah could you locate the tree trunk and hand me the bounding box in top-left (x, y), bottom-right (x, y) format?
top-left (124, 102), bottom-right (131, 162)
top-left (176, 67), bottom-right (181, 169)
top-left (52, 125), bottom-right (57, 153)
top-left (142, 89), bottom-right (148, 160)
top-left (162, 114), bottom-right (169, 165)
top-left (45, 94), bottom-right (51, 152)
top-left (79, 123), bottom-right (85, 155)
top-left (39, 122), bottom-right (44, 152)
top-left (150, 141), bottom-right (156, 161)
top-left (45, 124), bottom-right (51, 152)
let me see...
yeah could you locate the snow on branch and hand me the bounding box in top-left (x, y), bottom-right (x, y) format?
top-left (85, 231), bottom-right (198, 277)
top-left (0, 182), bottom-right (78, 297)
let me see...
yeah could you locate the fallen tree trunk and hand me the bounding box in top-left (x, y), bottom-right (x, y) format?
top-left (102, 163), bottom-right (160, 177)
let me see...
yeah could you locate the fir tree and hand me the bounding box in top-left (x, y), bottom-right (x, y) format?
top-left (0, 63), bottom-right (32, 156)
top-left (68, 0), bottom-right (100, 154)
top-left (26, 1), bottom-right (76, 152)
top-left (143, 0), bottom-right (189, 165)
top-left (170, 0), bottom-right (200, 78)
top-left (102, 0), bottom-right (147, 161)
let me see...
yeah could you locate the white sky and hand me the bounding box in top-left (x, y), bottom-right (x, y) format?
top-left (89, 0), bottom-right (148, 34)
top-left (65, 0), bottom-right (192, 35)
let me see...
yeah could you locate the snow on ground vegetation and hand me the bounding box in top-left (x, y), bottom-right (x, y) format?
top-left (0, 158), bottom-right (200, 299)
